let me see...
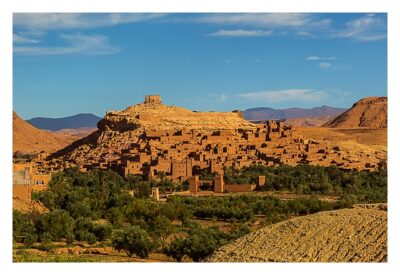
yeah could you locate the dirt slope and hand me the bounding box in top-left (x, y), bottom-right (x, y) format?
top-left (324, 97), bottom-right (387, 128)
top-left (285, 115), bottom-right (336, 127)
top-left (13, 112), bottom-right (80, 153)
top-left (208, 205), bottom-right (387, 262)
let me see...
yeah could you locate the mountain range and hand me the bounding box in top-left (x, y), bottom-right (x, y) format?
top-left (243, 105), bottom-right (346, 121)
top-left (24, 99), bottom-right (386, 132)
top-left (26, 113), bottom-right (101, 131)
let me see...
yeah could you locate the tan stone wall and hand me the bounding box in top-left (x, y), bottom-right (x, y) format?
top-left (13, 184), bottom-right (32, 202)
top-left (225, 184), bottom-right (256, 192)
top-left (189, 176), bottom-right (199, 193)
top-left (214, 174), bottom-right (224, 193)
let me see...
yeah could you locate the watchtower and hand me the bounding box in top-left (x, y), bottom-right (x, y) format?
top-left (144, 95), bottom-right (162, 104)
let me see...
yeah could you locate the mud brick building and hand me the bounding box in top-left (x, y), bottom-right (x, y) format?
top-left (43, 95), bottom-right (387, 181)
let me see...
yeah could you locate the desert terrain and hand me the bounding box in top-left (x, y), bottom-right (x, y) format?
top-left (13, 112), bottom-right (86, 154)
top-left (209, 204), bottom-right (387, 262)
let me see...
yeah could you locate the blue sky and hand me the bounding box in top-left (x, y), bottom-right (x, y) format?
top-left (13, 13), bottom-right (387, 119)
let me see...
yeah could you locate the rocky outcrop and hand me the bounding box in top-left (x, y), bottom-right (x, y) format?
top-left (324, 97), bottom-right (387, 129)
top-left (47, 98), bottom-right (257, 165)
top-left (98, 102), bottom-right (256, 132)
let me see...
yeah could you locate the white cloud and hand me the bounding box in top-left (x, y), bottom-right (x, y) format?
top-left (195, 14), bottom-right (332, 40)
top-left (13, 33), bottom-right (40, 44)
top-left (319, 62), bottom-right (333, 70)
top-left (237, 89), bottom-right (328, 102)
top-left (196, 13), bottom-right (328, 28)
top-left (305, 56), bottom-right (336, 61)
top-left (14, 33), bottom-right (120, 55)
top-left (296, 31), bottom-right (313, 37)
top-left (219, 94), bottom-right (228, 101)
top-left (336, 14), bottom-right (386, 41)
top-left (13, 13), bottom-right (166, 30)
top-left (213, 94), bottom-right (228, 101)
top-left (208, 29), bottom-right (273, 37)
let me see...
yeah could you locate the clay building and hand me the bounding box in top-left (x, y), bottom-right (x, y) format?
top-left (144, 95), bottom-right (162, 104)
top-left (13, 162), bottom-right (52, 190)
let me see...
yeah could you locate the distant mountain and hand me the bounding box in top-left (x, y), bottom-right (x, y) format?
top-left (26, 113), bottom-right (101, 131)
top-left (243, 105), bottom-right (346, 121)
top-left (324, 97), bottom-right (387, 128)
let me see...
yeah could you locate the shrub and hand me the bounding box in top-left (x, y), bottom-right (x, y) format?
top-left (86, 232), bottom-right (97, 245)
top-left (66, 232), bottom-right (75, 245)
top-left (39, 232), bottom-right (54, 252)
top-left (23, 231), bottom-right (38, 247)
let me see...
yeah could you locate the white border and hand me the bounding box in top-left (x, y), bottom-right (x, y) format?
top-left (1, 1), bottom-right (399, 275)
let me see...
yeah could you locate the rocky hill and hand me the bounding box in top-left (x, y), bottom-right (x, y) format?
top-left (45, 96), bottom-right (387, 174)
top-left (324, 97), bottom-right (387, 128)
top-left (243, 105), bottom-right (346, 121)
top-left (13, 112), bottom-right (80, 153)
top-left (47, 98), bottom-right (256, 162)
top-left (98, 102), bottom-right (255, 132)
top-left (208, 204), bottom-right (387, 262)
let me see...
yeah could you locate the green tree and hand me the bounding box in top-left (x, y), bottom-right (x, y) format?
top-left (13, 210), bottom-right (36, 244)
top-left (163, 237), bottom-right (188, 262)
top-left (184, 229), bottom-right (218, 262)
top-left (107, 207), bottom-right (125, 226)
top-left (136, 182), bottom-right (152, 198)
top-left (36, 210), bottom-right (76, 241)
top-left (112, 226), bottom-right (158, 258)
top-left (151, 215), bottom-right (174, 248)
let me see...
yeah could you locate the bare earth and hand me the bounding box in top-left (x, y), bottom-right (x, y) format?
top-left (13, 112), bottom-right (83, 154)
top-left (208, 205), bottom-right (387, 262)
top-left (285, 115), bottom-right (337, 127)
top-left (324, 97), bottom-right (387, 129)
top-left (296, 127), bottom-right (387, 146)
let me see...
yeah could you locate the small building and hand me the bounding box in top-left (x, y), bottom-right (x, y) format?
top-left (144, 95), bottom-right (162, 104)
top-left (13, 163), bottom-right (51, 190)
